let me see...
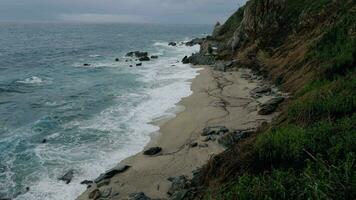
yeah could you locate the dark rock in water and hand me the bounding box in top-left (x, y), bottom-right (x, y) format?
top-left (136, 63), bottom-right (142, 66)
top-left (258, 97), bottom-right (285, 115)
top-left (83, 63), bottom-right (91, 66)
top-left (169, 42), bottom-right (177, 46)
top-left (81, 180), bottom-right (93, 185)
top-left (202, 126), bottom-right (229, 136)
top-left (59, 170), bottom-right (74, 184)
top-left (139, 56), bottom-right (150, 61)
top-left (143, 147), bottom-right (162, 156)
top-left (94, 165), bottom-right (131, 183)
top-left (115, 58), bottom-right (120, 62)
top-left (129, 192), bottom-right (151, 200)
top-left (88, 189), bottom-right (101, 200)
top-left (126, 51), bottom-right (148, 58)
top-left (0, 197), bottom-right (12, 200)
top-left (185, 38), bottom-right (203, 46)
top-left (182, 56), bottom-right (189, 64)
top-left (251, 86), bottom-right (271, 94)
top-left (218, 130), bottom-right (252, 148)
top-left (150, 55), bottom-right (158, 59)
top-left (42, 139), bottom-right (47, 144)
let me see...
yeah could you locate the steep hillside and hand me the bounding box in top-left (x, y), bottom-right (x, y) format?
top-left (190, 0), bottom-right (356, 199)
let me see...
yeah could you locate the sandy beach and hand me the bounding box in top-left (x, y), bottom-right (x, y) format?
top-left (77, 66), bottom-right (279, 200)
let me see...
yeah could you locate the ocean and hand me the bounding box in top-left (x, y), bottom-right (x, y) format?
top-left (0, 23), bottom-right (211, 200)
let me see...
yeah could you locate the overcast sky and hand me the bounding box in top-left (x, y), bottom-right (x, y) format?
top-left (0, 0), bottom-right (247, 24)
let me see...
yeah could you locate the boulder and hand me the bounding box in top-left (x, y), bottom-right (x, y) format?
top-left (101, 188), bottom-right (112, 198)
top-left (126, 51), bottom-right (148, 58)
top-left (96, 179), bottom-right (110, 188)
top-left (136, 63), bottom-right (142, 66)
top-left (218, 130), bottom-right (251, 148)
top-left (89, 189), bottom-right (101, 200)
top-left (182, 56), bottom-right (189, 64)
top-left (258, 97), bottom-right (285, 115)
top-left (58, 170), bottom-right (74, 184)
top-left (251, 86), bottom-right (271, 94)
top-left (42, 139), bottom-right (47, 144)
top-left (184, 53), bottom-right (215, 65)
top-left (143, 147), bottom-right (162, 156)
top-left (168, 42), bottom-right (177, 46)
top-left (115, 58), bottom-right (119, 62)
top-left (167, 176), bottom-right (189, 196)
top-left (150, 55), bottom-right (158, 59)
top-left (185, 38), bottom-right (204, 46)
top-left (129, 192), bottom-right (151, 200)
top-left (80, 180), bottom-right (93, 185)
top-left (189, 142), bottom-right (198, 148)
top-left (202, 126), bottom-right (229, 136)
top-left (94, 165), bottom-right (131, 183)
top-left (139, 56), bottom-right (150, 61)
top-left (83, 63), bottom-right (91, 67)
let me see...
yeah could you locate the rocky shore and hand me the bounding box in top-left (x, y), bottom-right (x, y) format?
top-left (76, 34), bottom-right (286, 199)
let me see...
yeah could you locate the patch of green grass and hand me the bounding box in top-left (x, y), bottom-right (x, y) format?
top-left (288, 75), bottom-right (356, 125)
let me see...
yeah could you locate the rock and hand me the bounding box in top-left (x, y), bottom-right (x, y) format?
top-left (42, 139), bottom-right (47, 143)
top-left (143, 147), bottom-right (162, 156)
top-left (251, 86), bottom-right (271, 94)
top-left (101, 188), bottom-right (112, 198)
top-left (184, 53), bottom-right (215, 65)
top-left (198, 143), bottom-right (208, 148)
top-left (115, 58), bottom-right (119, 62)
top-left (94, 165), bottom-right (131, 183)
top-left (150, 55), bottom-right (158, 59)
top-left (258, 97), bottom-right (285, 115)
top-left (168, 42), bottom-right (177, 46)
top-left (182, 56), bottom-right (189, 64)
top-left (189, 142), bottom-right (198, 148)
top-left (202, 126), bottom-right (229, 136)
top-left (218, 130), bottom-right (251, 148)
top-left (83, 63), bottom-right (91, 66)
top-left (58, 170), bottom-right (74, 184)
top-left (89, 189), bottom-right (101, 200)
top-left (167, 176), bottom-right (189, 196)
top-left (136, 63), bottom-right (142, 66)
top-left (170, 189), bottom-right (189, 200)
top-left (126, 51), bottom-right (148, 58)
top-left (96, 179), bottom-right (110, 187)
top-left (81, 180), bottom-right (93, 185)
top-left (129, 192), bottom-right (151, 200)
top-left (139, 56), bottom-right (150, 61)
top-left (241, 74), bottom-right (252, 79)
top-left (130, 65), bottom-right (133, 67)
top-left (185, 38), bottom-right (203, 46)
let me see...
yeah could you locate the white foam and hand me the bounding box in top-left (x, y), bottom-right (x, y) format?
top-left (14, 40), bottom-right (200, 200)
top-left (16, 76), bottom-right (52, 85)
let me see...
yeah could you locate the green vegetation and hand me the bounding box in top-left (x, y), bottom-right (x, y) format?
top-left (203, 0), bottom-right (356, 199)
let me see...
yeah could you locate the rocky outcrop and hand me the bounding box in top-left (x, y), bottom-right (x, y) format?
top-left (230, 0), bottom-right (287, 49)
top-left (143, 147), bottom-right (162, 156)
top-left (94, 164), bottom-right (130, 183)
top-left (258, 97), bottom-right (285, 115)
top-left (59, 170), bottom-right (74, 184)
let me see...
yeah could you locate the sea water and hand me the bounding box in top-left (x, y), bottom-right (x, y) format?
top-left (0, 23), bottom-right (211, 200)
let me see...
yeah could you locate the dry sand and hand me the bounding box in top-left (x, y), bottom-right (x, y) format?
top-left (77, 66), bottom-right (279, 200)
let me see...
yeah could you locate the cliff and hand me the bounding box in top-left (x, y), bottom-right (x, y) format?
top-left (186, 0), bottom-right (356, 199)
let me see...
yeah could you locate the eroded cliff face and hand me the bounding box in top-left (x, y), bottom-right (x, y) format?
top-left (230, 0), bottom-right (286, 49)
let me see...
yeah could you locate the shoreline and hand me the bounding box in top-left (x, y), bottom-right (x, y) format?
top-left (77, 65), bottom-right (281, 200)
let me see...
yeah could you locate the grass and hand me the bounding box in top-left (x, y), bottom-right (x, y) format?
top-left (202, 0), bottom-right (356, 199)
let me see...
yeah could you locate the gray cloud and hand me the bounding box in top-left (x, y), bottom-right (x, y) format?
top-left (0, 0), bottom-right (247, 24)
